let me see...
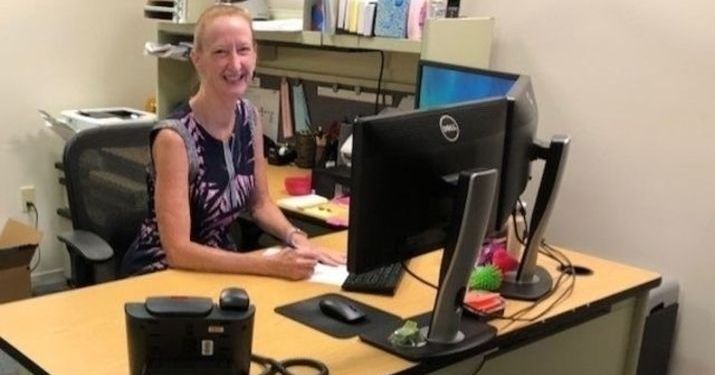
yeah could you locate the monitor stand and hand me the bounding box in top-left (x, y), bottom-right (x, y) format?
top-left (501, 136), bottom-right (570, 301)
top-left (361, 169), bottom-right (498, 361)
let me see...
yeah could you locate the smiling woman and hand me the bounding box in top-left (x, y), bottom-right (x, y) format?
top-left (120, 4), bottom-right (345, 280)
top-left (192, 5), bottom-right (257, 105)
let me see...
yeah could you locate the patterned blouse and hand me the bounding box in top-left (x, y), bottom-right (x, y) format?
top-left (121, 99), bottom-right (257, 276)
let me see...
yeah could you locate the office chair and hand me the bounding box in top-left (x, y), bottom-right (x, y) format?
top-left (58, 123), bottom-right (152, 287)
top-left (58, 122), bottom-right (274, 286)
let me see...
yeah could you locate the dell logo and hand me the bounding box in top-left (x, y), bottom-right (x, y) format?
top-left (439, 115), bottom-right (460, 142)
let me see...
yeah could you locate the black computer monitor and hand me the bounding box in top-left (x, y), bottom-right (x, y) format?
top-left (416, 61), bottom-right (518, 111)
top-left (416, 60), bottom-right (570, 302)
top-left (417, 60), bottom-right (532, 231)
top-left (348, 98), bottom-right (507, 360)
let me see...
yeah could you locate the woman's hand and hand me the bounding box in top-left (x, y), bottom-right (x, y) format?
top-left (267, 247), bottom-right (320, 280)
top-left (291, 235), bottom-right (346, 267)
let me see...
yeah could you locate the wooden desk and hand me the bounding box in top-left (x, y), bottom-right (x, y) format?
top-left (266, 164), bottom-right (310, 201)
top-left (0, 230), bottom-right (659, 375)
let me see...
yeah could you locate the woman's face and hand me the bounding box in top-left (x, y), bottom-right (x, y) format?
top-left (192, 15), bottom-right (256, 100)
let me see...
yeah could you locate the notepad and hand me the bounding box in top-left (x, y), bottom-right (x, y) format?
top-left (276, 195), bottom-right (349, 227)
top-left (277, 194), bottom-right (329, 211)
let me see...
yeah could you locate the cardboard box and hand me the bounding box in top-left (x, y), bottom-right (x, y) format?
top-left (0, 218), bottom-right (41, 303)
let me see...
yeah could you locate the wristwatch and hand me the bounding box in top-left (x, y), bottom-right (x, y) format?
top-left (285, 227), bottom-right (307, 247)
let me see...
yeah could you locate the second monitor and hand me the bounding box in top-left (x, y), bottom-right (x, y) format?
top-left (416, 60), bottom-right (570, 301)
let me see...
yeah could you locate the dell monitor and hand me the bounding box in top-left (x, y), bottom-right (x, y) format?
top-left (348, 98), bottom-right (507, 360)
top-left (416, 60), bottom-right (570, 301)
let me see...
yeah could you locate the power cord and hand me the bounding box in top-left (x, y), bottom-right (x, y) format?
top-left (471, 354), bottom-right (487, 375)
top-left (344, 49), bottom-right (385, 114)
top-left (251, 353), bottom-right (329, 375)
top-left (27, 202), bottom-right (42, 272)
top-left (499, 239), bottom-right (575, 328)
top-left (400, 207), bottom-right (576, 331)
top-left (512, 199), bottom-right (529, 245)
top-left (374, 50), bottom-right (385, 114)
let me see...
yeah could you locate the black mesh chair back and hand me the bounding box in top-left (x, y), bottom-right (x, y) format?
top-left (62, 123), bottom-right (153, 285)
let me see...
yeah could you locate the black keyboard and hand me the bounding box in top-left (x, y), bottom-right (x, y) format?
top-left (341, 262), bottom-right (405, 296)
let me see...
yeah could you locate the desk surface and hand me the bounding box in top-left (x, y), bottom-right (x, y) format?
top-left (266, 165), bottom-right (348, 227)
top-left (266, 164), bottom-right (310, 200)
top-left (0, 228), bottom-right (659, 375)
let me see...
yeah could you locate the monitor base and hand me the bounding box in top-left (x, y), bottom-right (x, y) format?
top-left (500, 266), bottom-right (553, 301)
top-left (359, 312), bottom-right (496, 361)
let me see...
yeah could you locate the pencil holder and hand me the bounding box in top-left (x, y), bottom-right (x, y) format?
top-left (294, 132), bottom-right (316, 168)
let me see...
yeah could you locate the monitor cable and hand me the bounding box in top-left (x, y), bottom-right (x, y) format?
top-left (27, 202), bottom-right (42, 272)
top-left (512, 198), bottom-right (529, 246)
top-left (401, 260), bottom-right (438, 290)
top-left (400, 208), bottom-right (576, 327)
top-left (497, 201), bottom-right (577, 326)
top-left (374, 50), bottom-right (385, 114)
top-left (471, 354), bottom-right (487, 375)
top-left (340, 49), bottom-right (386, 115)
top-left (499, 239), bottom-right (575, 328)
top-left (251, 353), bottom-right (329, 375)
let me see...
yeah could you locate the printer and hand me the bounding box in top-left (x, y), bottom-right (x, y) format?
top-left (60, 107), bottom-right (156, 132)
top-left (39, 107), bottom-right (156, 140)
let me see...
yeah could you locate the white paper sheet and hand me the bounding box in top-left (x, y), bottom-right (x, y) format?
top-left (252, 19), bottom-right (303, 32)
top-left (262, 246), bottom-right (349, 286)
top-left (310, 263), bottom-right (349, 286)
top-left (245, 87), bottom-right (280, 141)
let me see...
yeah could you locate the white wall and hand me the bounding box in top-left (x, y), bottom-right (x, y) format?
top-left (0, 1), bottom-right (156, 280)
top-left (462, 1), bottom-right (715, 374)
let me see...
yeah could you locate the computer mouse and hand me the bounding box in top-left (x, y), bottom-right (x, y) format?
top-left (219, 287), bottom-right (249, 311)
top-left (318, 298), bottom-right (366, 324)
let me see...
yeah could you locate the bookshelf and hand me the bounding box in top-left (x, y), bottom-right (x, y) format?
top-left (152, 11), bottom-right (493, 118)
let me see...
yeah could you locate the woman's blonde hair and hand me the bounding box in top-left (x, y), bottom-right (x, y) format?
top-left (193, 4), bottom-right (255, 52)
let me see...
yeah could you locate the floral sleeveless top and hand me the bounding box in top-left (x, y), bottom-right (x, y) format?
top-left (121, 99), bottom-right (257, 276)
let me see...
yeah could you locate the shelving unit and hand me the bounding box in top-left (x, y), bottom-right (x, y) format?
top-left (152, 8), bottom-right (494, 118)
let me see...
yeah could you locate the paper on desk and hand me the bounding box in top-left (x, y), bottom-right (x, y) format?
top-left (245, 87), bottom-right (280, 142)
top-left (262, 246), bottom-right (349, 286)
top-left (310, 263), bottom-right (349, 286)
top-left (276, 194), bottom-right (329, 210)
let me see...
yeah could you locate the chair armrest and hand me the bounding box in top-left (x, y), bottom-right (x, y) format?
top-left (57, 230), bottom-right (113, 262)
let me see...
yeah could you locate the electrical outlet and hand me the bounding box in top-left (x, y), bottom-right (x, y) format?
top-left (20, 185), bottom-right (35, 212)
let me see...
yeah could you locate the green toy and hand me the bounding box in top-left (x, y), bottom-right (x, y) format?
top-left (469, 265), bottom-right (503, 291)
top-left (388, 320), bottom-right (425, 347)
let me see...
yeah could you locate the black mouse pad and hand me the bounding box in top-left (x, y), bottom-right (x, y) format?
top-left (275, 293), bottom-right (404, 339)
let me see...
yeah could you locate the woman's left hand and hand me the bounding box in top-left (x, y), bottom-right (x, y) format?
top-left (291, 235), bottom-right (346, 266)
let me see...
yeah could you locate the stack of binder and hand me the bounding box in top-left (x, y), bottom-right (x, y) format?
top-left (334, 0), bottom-right (378, 36)
top-left (315, 0), bottom-right (413, 38)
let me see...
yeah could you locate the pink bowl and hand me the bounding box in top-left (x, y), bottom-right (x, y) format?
top-left (284, 175), bottom-right (311, 196)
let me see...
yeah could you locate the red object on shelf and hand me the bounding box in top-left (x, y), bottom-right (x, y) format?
top-left (284, 175), bottom-right (312, 196)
